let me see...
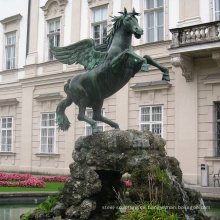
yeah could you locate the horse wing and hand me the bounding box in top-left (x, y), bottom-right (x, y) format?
top-left (50, 39), bottom-right (107, 71)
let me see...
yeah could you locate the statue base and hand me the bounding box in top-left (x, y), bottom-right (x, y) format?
top-left (28, 130), bottom-right (210, 220)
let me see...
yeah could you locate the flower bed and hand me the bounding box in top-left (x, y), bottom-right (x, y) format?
top-left (0, 173), bottom-right (45, 188)
top-left (39, 176), bottom-right (69, 182)
top-left (0, 172), bottom-right (69, 188)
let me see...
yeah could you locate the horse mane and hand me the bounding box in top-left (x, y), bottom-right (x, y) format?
top-left (95, 9), bottom-right (140, 52)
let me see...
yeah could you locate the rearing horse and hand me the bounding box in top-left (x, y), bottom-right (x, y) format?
top-left (51, 8), bottom-right (170, 133)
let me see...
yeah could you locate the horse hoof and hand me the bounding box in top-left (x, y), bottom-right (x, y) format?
top-left (141, 63), bottom-right (149, 72)
top-left (92, 127), bottom-right (100, 133)
top-left (162, 76), bottom-right (170, 81)
top-left (162, 75), bottom-right (170, 81)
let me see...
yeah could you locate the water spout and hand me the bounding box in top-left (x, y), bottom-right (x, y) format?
top-left (200, 198), bottom-right (207, 215)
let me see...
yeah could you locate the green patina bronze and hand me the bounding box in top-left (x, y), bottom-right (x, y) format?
top-left (51, 8), bottom-right (170, 133)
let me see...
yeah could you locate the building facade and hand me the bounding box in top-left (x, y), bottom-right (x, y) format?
top-left (0, 0), bottom-right (220, 186)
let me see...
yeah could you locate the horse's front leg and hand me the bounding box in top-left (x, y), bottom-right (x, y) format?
top-left (92, 100), bottom-right (119, 130)
top-left (143, 55), bottom-right (170, 81)
top-left (111, 49), bottom-right (149, 73)
top-left (77, 99), bottom-right (99, 133)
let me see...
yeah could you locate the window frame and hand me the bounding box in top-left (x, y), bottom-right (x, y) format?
top-left (47, 18), bottom-right (61, 61)
top-left (5, 31), bottom-right (16, 70)
top-left (40, 112), bottom-right (56, 154)
top-left (0, 117), bottom-right (13, 152)
top-left (139, 105), bottom-right (163, 137)
top-left (85, 109), bottom-right (105, 136)
top-left (216, 102), bottom-right (220, 156)
top-left (91, 5), bottom-right (108, 46)
top-left (143, 0), bottom-right (165, 43)
top-left (214, 0), bottom-right (220, 21)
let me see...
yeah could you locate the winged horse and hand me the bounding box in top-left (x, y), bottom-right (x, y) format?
top-left (51, 8), bottom-right (170, 133)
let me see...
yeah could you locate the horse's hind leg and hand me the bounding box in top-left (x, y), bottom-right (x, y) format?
top-left (92, 101), bottom-right (119, 130)
top-left (77, 99), bottom-right (99, 133)
top-left (143, 55), bottom-right (170, 81)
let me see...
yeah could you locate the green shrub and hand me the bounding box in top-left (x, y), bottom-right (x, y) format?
top-left (117, 202), bottom-right (179, 220)
top-left (21, 186), bottom-right (63, 220)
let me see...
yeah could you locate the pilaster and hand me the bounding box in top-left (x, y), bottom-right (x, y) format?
top-left (116, 84), bottom-right (129, 130)
top-left (19, 86), bottom-right (35, 173)
top-left (212, 51), bottom-right (220, 67)
top-left (71, 0), bottom-right (81, 43)
top-left (26, 0), bottom-right (40, 65)
top-left (174, 66), bottom-right (198, 184)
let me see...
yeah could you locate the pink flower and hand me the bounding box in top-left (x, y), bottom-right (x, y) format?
top-left (123, 180), bottom-right (132, 187)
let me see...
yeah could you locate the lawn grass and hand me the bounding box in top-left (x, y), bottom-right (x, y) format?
top-left (0, 182), bottom-right (65, 192)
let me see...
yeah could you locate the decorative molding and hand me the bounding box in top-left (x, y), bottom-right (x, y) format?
top-left (171, 54), bottom-right (194, 82)
top-left (204, 157), bottom-right (220, 161)
top-left (41, 0), bottom-right (68, 19)
top-left (34, 92), bottom-right (63, 101)
top-left (87, 0), bottom-right (110, 7)
top-left (35, 153), bottom-right (60, 158)
top-left (131, 80), bottom-right (171, 92)
top-left (88, 0), bottom-right (108, 5)
top-left (0, 152), bottom-right (16, 156)
top-left (0, 98), bottom-right (19, 107)
top-left (176, 16), bottom-right (202, 28)
top-left (203, 73), bottom-right (220, 85)
top-left (0, 14), bottom-right (22, 25)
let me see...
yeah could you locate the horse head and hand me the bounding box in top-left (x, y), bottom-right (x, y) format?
top-left (122, 8), bottom-right (143, 39)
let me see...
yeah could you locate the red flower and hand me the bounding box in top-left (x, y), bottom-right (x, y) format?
top-left (123, 180), bottom-right (132, 187)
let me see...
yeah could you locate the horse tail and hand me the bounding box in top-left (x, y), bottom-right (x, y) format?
top-left (56, 79), bottom-right (72, 131)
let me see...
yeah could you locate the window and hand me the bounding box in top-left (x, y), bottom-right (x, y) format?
top-left (40, 113), bottom-right (56, 153)
top-left (216, 103), bottom-right (220, 156)
top-left (91, 6), bottom-right (108, 46)
top-left (85, 109), bottom-right (104, 135)
top-left (1, 117), bottom-right (13, 152)
top-left (144, 0), bottom-right (164, 43)
top-left (48, 19), bottom-right (60, 61)
top-left (5, 32), bottom-right (16, 69)
top-left (140, 105), bottom-right (163, 137)
top-left (215, 0), bottom-right (220, 20)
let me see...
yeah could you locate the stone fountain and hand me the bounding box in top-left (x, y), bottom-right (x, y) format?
top-left (33, 129), bottom-right (209, 220)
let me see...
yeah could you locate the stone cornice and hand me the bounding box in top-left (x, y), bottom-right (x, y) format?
top-left (0, 98), bottom-right (19, 107)
top-left (34, 92), bottom-right (63, 101)
top-left (0, 152), bottom-right (16, 156)
top-left (203, 74), bottom-right (220, 85)
top-left (204, 157), bottom-right (220, 161)
top-left (35, 153), bottom-right (60, 158)
top-left (131, 80), bottom-right (171, 92)
top-left (0, 14), bottom-right (22, 24)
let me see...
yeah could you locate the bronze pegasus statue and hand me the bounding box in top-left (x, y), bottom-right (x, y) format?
top-left (51, 8), bottom-right (170, 133)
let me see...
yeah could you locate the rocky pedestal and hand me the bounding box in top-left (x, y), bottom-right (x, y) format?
top-left (38, 130), bottom-right (209, 220)
top-left (55, 129), bottom-right (166, 219)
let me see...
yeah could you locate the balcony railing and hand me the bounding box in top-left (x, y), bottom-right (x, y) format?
top-left (170, 21), bottom-right (220, 48)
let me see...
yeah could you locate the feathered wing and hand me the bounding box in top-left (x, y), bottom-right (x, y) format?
top-left (50, 39), bottom-right (107, 71)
